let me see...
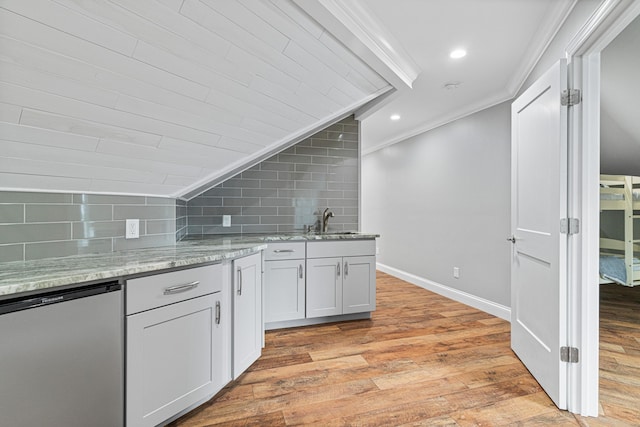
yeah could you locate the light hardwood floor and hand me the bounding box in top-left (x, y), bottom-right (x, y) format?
top-left (170, 272), bottom-right (639, 426)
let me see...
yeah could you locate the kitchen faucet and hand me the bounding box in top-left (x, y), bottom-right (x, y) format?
top-left (322, 208), bottom-right (334, 233)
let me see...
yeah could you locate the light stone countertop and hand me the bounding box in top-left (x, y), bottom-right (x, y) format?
top-left (0, 232), bottom-right (378, 298)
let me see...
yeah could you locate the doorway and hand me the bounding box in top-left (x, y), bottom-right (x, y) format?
top-left (567, 0), bottom-right (640, 417)
top-left (594, 12), bottom-right (640, 422)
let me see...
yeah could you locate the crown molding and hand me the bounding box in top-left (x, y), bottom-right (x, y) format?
top-left (362, 90), bottom-right (512, 156)
top-left (566, 0), bottom-right (640, 57)
top-left (293, 0), bottom-right (420, 90)
top-left (508, 0), bottom-right (578, 96)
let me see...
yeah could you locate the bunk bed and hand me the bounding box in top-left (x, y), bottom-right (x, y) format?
top-left (599, 175), bottom-right (640, 287)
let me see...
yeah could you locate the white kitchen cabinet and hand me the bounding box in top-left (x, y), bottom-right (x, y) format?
top-left (306, 240), bottom-right (376, 318)
top-left (264, 259), bottom-right (305, 322)
top-left (342, 256), bottom-right (376, 314)
top-left (306, 256), bottom-right (342, 318)
top-left (264, 242), bottom-right (306, 323)
top-left (126, 264), bottom-right (228, 427)
top-left (232, 252), bottom-right (263, 379)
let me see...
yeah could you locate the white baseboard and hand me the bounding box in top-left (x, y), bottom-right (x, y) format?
top-left (377, 263), bottom-right (511, 321)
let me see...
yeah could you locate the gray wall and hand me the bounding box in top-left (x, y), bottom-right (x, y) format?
top-left (0, 191), bottom-right (177, 262)
top-left (362, 102), bottom-right (511, 307)
top-left (186, 116), bottom-right (359, 235)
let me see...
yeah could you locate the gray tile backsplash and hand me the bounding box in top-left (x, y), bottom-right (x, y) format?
top-left (176, 199), bottom-right (187, 241)
top-left (0, 117), bottom-right (359, 261)
top-left (187, 116), bottom-right (360, 235)
top-left (0, 191), bottom-right (178, 262)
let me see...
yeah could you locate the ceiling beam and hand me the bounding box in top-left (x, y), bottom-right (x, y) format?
top-left (294, 0), bottom-right (421, 90)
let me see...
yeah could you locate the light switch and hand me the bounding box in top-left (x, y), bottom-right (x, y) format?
top-left (222, 215), bottom-right (231, 227)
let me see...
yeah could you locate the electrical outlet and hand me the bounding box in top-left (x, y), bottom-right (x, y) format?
top-left (453, 267), bottom-right (460, 279)
top-left (126, 219), bottom-right (139, 239)
top-left (222, 215), bottom-right (231, 227)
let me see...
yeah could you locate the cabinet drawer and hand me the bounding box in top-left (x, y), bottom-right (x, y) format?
top-left (126, 264), bottom-right (223, 314)
top-left (264, 242), bottom-right (306, 260)
top-left (307, 240), bottom-right (375, 258)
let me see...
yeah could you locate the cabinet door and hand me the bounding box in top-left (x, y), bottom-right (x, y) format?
top-left (306, 257), bottom-right (342, 318)
top-left (233, 252), bottom-right (263, 379)
top-left (264, 259), bottom-right (305, 322)
top-left (126, 295), bottom-right (216, 427)
top-left (342, 256), bottom-right (376, 314)
top-left (212, 288), bottom-right (231, 394)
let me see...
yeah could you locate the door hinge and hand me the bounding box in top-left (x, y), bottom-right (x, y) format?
top-left (561, 89), bottom-right (581, 106)
top-left (560, 218), bottom-right (580, 235)
top-left (561, 346), bottom-right (579, 363)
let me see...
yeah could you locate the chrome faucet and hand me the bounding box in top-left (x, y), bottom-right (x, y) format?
top-left (322, 208), bottom-right (334, 233)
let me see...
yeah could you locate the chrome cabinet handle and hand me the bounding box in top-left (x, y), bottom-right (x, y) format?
top-left (299, 264), bottom-right (303, 279)
top-left (344, 261), bottom-right (349, 276)
top-left (163, 281), bottom-right (199, 295)
top-left (506, 236), bottom-right (516, 243)
top-left (337, 261), bottom-right (340, 276)
top-left (215, 301), bottom-right (221, 325)
top-left (237, 267), bottom-right (242, 296)
top-left (273, 249), bottom-right (294, 253)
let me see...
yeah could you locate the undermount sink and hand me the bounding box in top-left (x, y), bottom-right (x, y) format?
top-left (328, 231), bottom-right (358, 235)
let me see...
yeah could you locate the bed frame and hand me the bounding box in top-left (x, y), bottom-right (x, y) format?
top-left (600, 175), bottom-right (640, 286)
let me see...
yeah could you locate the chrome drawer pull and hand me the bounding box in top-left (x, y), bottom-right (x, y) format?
top-left (273, 249), bottom-right (294, 253)
top-left (215, 301), bottom-right (221, 325)
top-left (237, 267), bottom-right (243, 295)
top-left (163, 281), bottom-right (199, 295)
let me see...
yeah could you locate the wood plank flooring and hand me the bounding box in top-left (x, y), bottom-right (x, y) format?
top-left (575, 283), bottom-right (640, 426)
top-left (170, 272), bottom-right (640, 426)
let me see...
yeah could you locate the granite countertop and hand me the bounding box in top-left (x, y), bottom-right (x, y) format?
top-left (0, 232), bottom-right (378, 298)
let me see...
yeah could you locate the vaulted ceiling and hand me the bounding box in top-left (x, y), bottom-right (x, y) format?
top-left (0, 0), bottom-right (390, 198)
top-left (0, 0), bottom-right (578, 199)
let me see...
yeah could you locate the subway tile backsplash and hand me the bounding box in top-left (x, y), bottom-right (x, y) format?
top-left (0, 117), bottom-right (360, 261)
top-left (187, 116), bottom-right (360, 235)
top-left (0, 191), bottom-right (178, 262)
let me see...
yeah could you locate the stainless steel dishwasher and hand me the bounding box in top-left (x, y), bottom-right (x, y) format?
top-left (0, 281), bottom-right (124, 427)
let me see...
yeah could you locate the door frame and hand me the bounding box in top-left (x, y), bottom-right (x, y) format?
top-left (565, 0), bottom-right (640, 416)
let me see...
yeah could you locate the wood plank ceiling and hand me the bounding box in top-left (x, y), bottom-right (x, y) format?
top-left (0, 0), bottom-right (391, 198)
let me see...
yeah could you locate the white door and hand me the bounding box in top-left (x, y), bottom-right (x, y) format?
top-left (264, 259), bottom-right (305, 322)
top-left (233, 253), bottom-right (262, 379)
top-left (342, 256), bottom-right (376, 314)
top-left (510, 60), bottom-right (568, 409)
top-left (306, 257), bottom-right (342, 318)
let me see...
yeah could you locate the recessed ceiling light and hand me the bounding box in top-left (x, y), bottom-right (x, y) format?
top-left (390, 114), bottom-right (401, 121)
top-left (450, 49), bottom-right (467, 59)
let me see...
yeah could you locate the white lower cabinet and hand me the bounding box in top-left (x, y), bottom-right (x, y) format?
top-left (232, 252), bottom-right (263, 379)
top-left (306, 240), bottom-right (376, 319)
top-left (306, 257), bottom-right (342, 318)
top-left (306, 255), bottom-right (376, 318)
top-left (342, 256), bottom-right (376, 314)
top-left (264, 242), bottom-right (306, 323)
top-left (126, 264), bottom-right (228, 427)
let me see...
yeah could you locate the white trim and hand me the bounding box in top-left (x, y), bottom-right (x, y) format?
top-left (376, 263), bottom-right (511, 322)
top-left (177, 86), bottom-right (393, 200)
top-left (293, 0), bottom-right (420, 90)
top-left (0, 186), bottom-right (177, 200)
top-left (362, 91), bottom-right (510, 156)
top-left (507, 0), bottom-right (578, 95)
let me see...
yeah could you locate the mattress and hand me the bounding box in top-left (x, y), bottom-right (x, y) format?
top-left (600, 190), bottom-right (640, 201)
top-left (600, 256), bottom-right (640, 285)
